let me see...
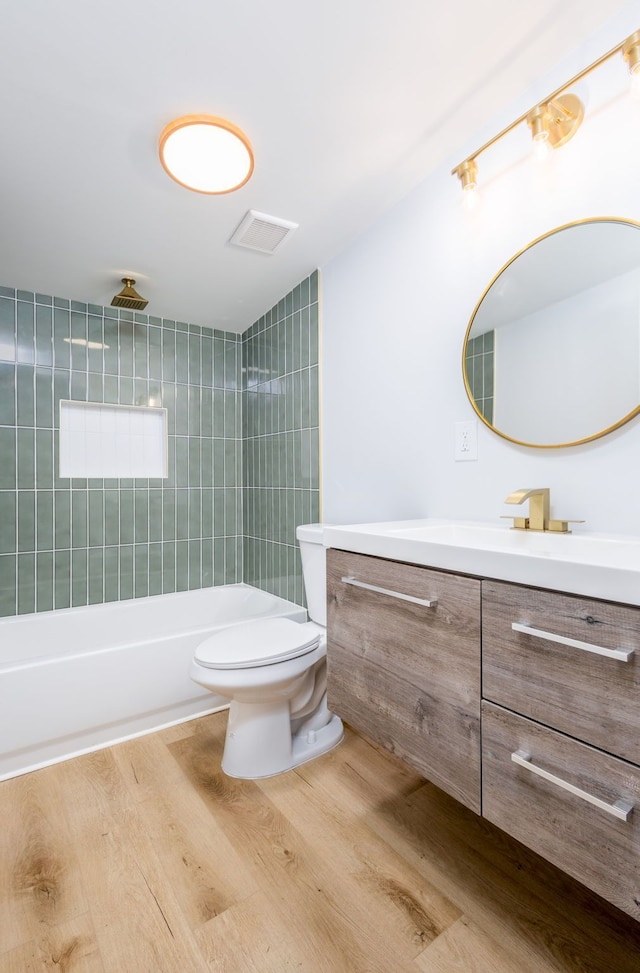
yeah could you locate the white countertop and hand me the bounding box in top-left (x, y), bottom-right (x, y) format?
top-left (323, 519), bottom-right (640, 607)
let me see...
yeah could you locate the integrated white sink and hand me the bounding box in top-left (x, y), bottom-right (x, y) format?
top-left (323, 519), bottom-right (640, 606)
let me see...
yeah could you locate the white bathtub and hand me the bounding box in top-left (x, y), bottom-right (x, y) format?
top-left (0, 584), bottom-right (307, 781)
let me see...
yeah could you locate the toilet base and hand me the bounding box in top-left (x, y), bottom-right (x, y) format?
top-left (221, 701), bottom-right (344, 779)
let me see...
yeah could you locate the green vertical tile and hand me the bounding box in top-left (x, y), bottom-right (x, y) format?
top-left (0, 363), bottom-right (16, 424)
top-left (176, 539), bottom-right (189, 591)
top-left (175, 331), bottom-right (189, 384)
top-left (213, 537), bottom-right (225, 585)
top-left (224, 536), bottom-right (236, 584)
top-left (213, 389), bottom-right (225, 438)
top-left (309, 303), bottom-right (319, 366)
top-left (36, 551), bottom-right (54, 612)
top-left (8, 427), bottom-right (28, 497)
top-left (104, 546), bottom-right (119, 602)
top-left (0, 493), bottom-right (16, 554)
top-left (188, 488), bottom-right (201, 538)
top-left (201, 537), bottom-right (213, 587)
top-left (0, 553), bottom-right (16, 615)
top-left (70, 311), bottom-right (88, 371)
top-left (224, 441), bottom-right (236, 487)
top-left (175, 438), bottom-right (189, 487)
top-left (189, 333), bottom-right (201, 386)
top-left (148, 490), bottom-right (163, 543)
top-left (213, 338), bottom-right (225, 388)
top-left (71, 490), bottom-right (87, 547)
top-left (149, 326), bottom-right (162, 381)
top-left (0, 297), bottom-right (16, 362)
top-left (88, 490), bottom-right (104, 547)
top-left (16, 301), bottom-right (35, 364)
top-left (35, 304), bottom-right (53, 366)
top-left (87, 372), bottom-right (103, 402)
top-left (87, 315), bottom-right (103, 373)
top-left (104, 490), bottom-right (119, 545)
top-left (176, 489), bottom-right (189, 540)
top-left (188, 385), bottom-right (201, 437)
top-left (37, 491), bottom-right (54, 551)
top-left (88, 548), bottom-right (103, 604)
top-left (200, 439), bottom-right (213, 488)
top-left (53, 307), bottom-right (70, 368)
top-left (201, 488), bottom-right (213, 538)
top-left (119, 321), bottom-right (134, 376)
top-left (134, 490), bottom-right (149, 543)
top-left (54, 490), bottom-right (71, 549)
top-left (119, 545), bottom-right (134, 601)
top-left (35, 367), bottom-right (53, 428)
top-left (149, 542), bottom-right (162, 595)
top-left (54, 549), bottom-right (71, 609)
top-left (134, 327), bottom-right (148, 378)
top-left (162, 541), bottom-right (176, 593)
top-left (71, 548), bottom-right (88, 606)
top-left (162, 488), bottom-right (176, 541)
top-left (134, 544), bottom-right (149, 598)
top-left (309, 270), bottom-right (319, 304)
top-left (188, 539), bottom-right (201, 589)
top-left (18, 491), bottom-right (35, 552)
top-left (53, 369), bottom-right (70, 427)
top-left (35, 429), bottom-right (53, 488)
top-left (119, 490), bottom-right (134, 544)
top-left (162, 330), bottom-right (176, 382)
top-left (188, 438), bottom-right (201, 487)
top-left (17, 552), bottom-right (35, 614)
top-left (213, 439), bottom-right (224, 487)
top-left (103, 319), bottom-right (119, 375)
top-left (201, 335), bottom-right (213, 387)
top-left (201, 387), bottom-right (213, 439)
top-left (16, 364), bottom-right (34, 427)
top-left (70, 371), bottom-right (87, 402)
top-left (175, 385), bottom-right (188, 435)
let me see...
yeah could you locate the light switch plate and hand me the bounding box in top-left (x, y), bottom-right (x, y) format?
top-left (455, 420), bottom-right (478, 461)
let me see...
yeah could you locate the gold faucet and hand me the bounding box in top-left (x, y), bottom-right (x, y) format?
top-left (504, 488), bottom-right (550, 531)
top-left (503, 488), bottom-right (583, 533)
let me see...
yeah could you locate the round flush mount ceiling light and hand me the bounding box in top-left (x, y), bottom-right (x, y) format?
top-left (159, 114), bottom-right (254, 194)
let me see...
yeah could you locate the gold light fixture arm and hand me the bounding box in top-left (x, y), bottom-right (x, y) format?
top-left (453, 30), bottom-right (639, 186)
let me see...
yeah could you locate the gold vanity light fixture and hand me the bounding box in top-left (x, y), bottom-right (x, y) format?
top-left (453, 28), bottom-right (639, 194)
top-left (159, 114), bottom-right (254, 194)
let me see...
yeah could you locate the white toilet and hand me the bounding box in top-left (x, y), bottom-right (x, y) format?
top-left (189, 524), bottom-right (344, 778)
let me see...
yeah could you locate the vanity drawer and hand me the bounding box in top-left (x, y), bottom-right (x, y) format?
top-left (482, 701), bottom-right (640, 921)
top-left (326, 549), bottom-right (481, 812)
top-left (482, 580), bottom-right (640, 764)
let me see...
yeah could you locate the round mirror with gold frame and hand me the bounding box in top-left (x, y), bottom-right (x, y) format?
top-left (463, 218), bottom-right (640, 448)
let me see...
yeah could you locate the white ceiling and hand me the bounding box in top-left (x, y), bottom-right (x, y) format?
top-left (0, 0), bottom-right (627, 332)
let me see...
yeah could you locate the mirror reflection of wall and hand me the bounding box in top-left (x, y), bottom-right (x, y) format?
top-left (463, 219), bottom-right (640, 448)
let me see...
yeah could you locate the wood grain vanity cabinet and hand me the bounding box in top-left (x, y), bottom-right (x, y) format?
top-left (481, 580), bottom-right (640, 921)
top-left (326, 549), bottom-right (640, 921)
top-left (326, 549), bottom-right (481, 813)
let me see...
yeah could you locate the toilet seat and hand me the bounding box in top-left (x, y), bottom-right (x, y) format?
top-left (194, 618), bottom-right (321, 670)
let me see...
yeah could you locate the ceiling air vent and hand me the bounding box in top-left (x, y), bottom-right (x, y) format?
top-left (229, 210), bottom-right (298, 254)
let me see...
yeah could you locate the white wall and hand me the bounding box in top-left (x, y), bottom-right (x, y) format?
top-left (321, 3), bottom-right (640, 534)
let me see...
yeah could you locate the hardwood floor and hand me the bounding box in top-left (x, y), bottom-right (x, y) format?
top-left (1, 713), bottom-right (640, 972)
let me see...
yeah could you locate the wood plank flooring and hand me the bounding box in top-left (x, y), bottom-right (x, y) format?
top-left (1, 713), bottom-right (640, 972)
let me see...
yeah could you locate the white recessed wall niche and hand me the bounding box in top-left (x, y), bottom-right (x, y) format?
top-left (59, 401), bottom-right (168, 479)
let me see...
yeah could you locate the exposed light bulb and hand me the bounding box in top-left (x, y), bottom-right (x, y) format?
top-left (463, 184), bottom-right (478, 211)
top-left (534, 137), bottom-right (552, 161)
top-left (631, 64), bottom-right (640, 100)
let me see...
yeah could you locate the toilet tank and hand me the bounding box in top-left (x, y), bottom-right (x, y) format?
top-left (296, 523), bottom-right (327, 627)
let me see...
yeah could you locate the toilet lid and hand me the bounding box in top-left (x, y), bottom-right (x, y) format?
top-left (194, 618), bottom-right (321, 670)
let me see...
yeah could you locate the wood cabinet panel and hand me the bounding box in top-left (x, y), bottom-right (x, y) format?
top-left (482, 701), bottom-right (640, 921)
top-left (326, 549), bottom-right (481, 812)
top-left (482, 580), bottom-right (640, 765)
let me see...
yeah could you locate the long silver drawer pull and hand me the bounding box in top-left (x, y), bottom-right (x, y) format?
top-left (511, 750), bottom-right (633, 822)
top-left (511, 622), bottom-right (634, 662)
top-left (341, 576), bottom-right (437, 608)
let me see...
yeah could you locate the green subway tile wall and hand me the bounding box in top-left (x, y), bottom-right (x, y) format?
top-left (0, 286), bottom-right (242, 616)
top-left (242, 271), bottom-right (320, 606)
